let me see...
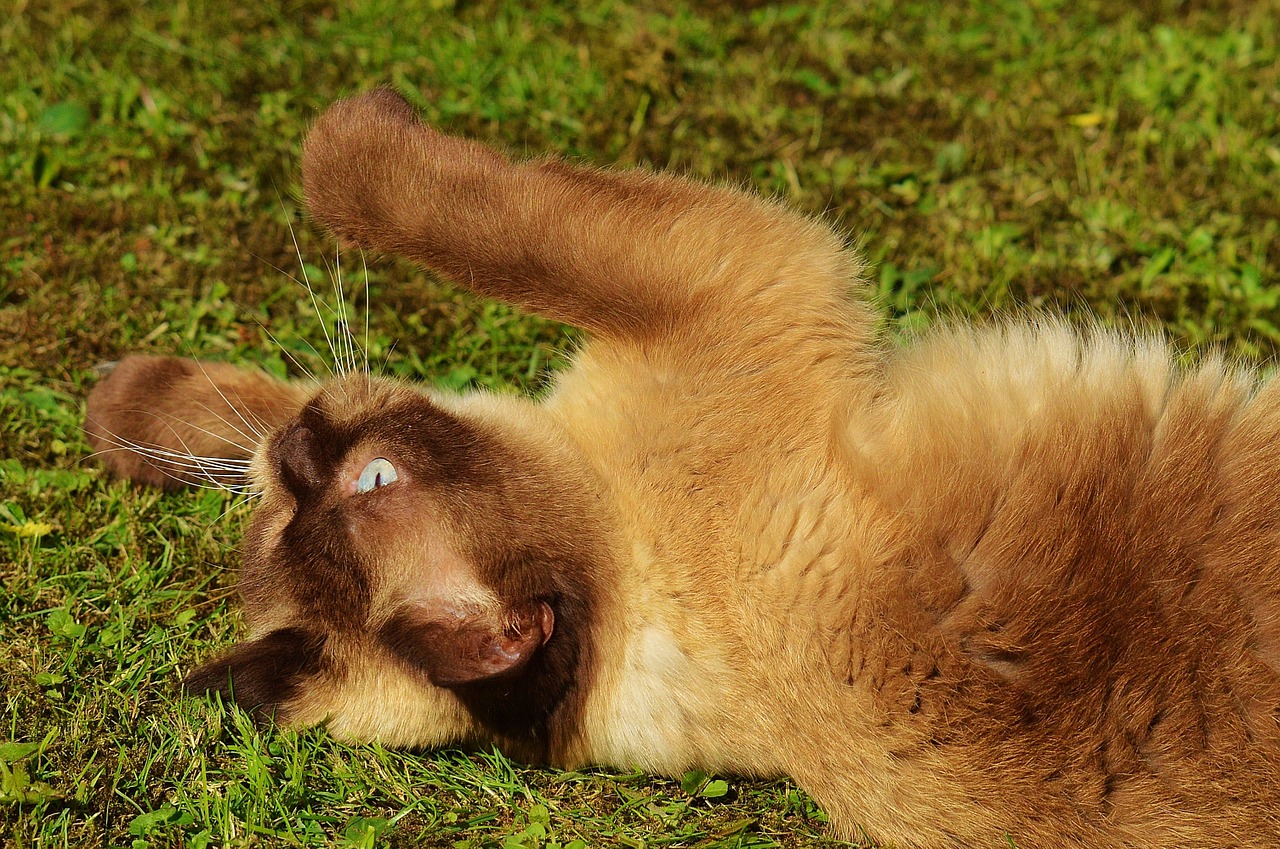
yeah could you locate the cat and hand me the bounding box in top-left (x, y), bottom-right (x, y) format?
top-left (84, 89), bottom-right (1280, 848)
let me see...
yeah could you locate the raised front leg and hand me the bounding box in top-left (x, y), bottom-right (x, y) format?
top-left (301, 90), bottom-right (870, 351)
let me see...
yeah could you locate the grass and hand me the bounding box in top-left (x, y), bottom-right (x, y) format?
top-left (2, 0), bottom-right (1279, 846)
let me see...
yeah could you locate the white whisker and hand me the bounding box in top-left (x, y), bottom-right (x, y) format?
top-left (277, 192), bottom-right (340, 374)
top-left (88, 421), bottom-right (255, 476)
top-left (211, 493), bottom-right (259, 525)
top-left (122, 411), bottom-right (262, 497)
top-left (332, 244), bottom-right (357, 374)
top-left (90, 439), bottom-right (252, 476)
top-left (88, 445), bottom-right (251, 478)
top-left (361, 249), bottom-right (372, 379)
top-left (89, 440), bottom-right (260, 497)
top-left (265, 326), bottom-right (319, 383)
top-left (191, 361), bottom-right (269, 445)
top-left (258, 284), bottom-right (332, 376)
top-left (128, 403), bottom-right (259, 459)
top-left (226, 295), bottom-right (324, 385)
top-left (88, 425), bottom-right (252, 467)
top-left (183, 479), bottom-right (261, 497)
top-left (187, 402), bottom-right (263, 452)
top-left (380, 338), bottom-right (400, 375)
top-left (239, 259), bottom-right (333, 380)
top-left (236, 401), bottom-right (275, 448)
top-left (327, 245), bottom-right (365, 376)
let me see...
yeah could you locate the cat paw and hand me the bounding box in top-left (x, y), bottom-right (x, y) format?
top-left (301, 88), bottom-right (507, 252)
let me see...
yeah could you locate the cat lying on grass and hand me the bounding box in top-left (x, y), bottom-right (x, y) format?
top-left (86, 89), bottom-right (1280, 848)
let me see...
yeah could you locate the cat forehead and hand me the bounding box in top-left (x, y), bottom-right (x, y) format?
top-left (275, 376), bottom-right (490, 470)
top-left (301, 374), bottom-right (421, 434)
top-left (245, 378), bottom-right (505, 522)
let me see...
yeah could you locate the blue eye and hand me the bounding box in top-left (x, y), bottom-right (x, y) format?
top-left (355, 458), bottom-right (398, 493)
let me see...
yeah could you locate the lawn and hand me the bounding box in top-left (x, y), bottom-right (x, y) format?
top-left (2, 1), bottom-right (1278, 846)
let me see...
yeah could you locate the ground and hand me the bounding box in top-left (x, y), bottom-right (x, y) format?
top-left (2, 1), bottom-right (1278, 847)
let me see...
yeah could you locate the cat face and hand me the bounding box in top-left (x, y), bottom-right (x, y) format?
top-left (181, 373), bottom-right (604, 761)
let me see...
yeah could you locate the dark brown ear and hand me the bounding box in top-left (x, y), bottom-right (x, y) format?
top-left (378, 601), bottom-right (554, 688)
top-left (183, 627), bottom-right (325, 719)
top-left (85, 355), bottom-right (309, 490)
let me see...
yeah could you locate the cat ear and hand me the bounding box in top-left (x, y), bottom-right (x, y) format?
top-left (183, 627), bottom-right (325, 718)
top-left (378, 600), bottom-right (554, 688)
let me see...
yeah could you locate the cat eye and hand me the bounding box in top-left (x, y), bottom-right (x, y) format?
top-left (355, 457), bottom-right (398, 493)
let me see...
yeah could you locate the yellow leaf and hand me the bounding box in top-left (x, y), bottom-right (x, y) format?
top-left (2, 521), bottom-right (55, 538)
top-left (1068, 112), bottom-right (1104, 127)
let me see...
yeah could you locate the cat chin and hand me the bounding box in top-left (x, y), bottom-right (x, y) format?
top-left (285, 673), bottom-right (478, 752)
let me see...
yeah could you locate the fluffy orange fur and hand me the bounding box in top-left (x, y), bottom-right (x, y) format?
top-left (85, 90), bottom-right (1280, 847)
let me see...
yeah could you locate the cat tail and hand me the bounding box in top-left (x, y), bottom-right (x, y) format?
top-left (300, 89), bottom-right (869, 345)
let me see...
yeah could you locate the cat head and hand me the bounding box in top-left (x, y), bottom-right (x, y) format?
top-left (86, 357), bottom-right (607, 761)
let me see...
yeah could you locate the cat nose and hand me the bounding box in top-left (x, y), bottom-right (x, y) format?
top-left (274, 420), bottom-right (324, 499)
